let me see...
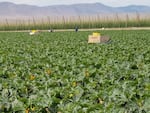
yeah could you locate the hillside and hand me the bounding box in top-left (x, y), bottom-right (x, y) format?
top-left (0, 2), bottom-right (150, 18)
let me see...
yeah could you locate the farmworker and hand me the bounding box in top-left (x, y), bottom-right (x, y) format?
top-left (75, 26), bottom-right (78, 32)
top-left (48, 28), bottom-right (53, 32)
top-left (50, 29), bottom-right (53, 32)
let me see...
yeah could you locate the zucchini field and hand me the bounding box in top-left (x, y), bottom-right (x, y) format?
top-left (0, 30), bottom-right (150, 113)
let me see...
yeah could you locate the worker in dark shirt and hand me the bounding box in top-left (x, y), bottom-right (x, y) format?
top-left (75, 26), bottom-right (78, 32)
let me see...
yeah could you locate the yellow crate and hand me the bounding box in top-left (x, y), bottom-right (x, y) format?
top-left (29, 30), bottom-right (39, 35)
top-left (31, 30), bottom-right (37, 33)
top-left (92, 32), bottom-right (100, 37)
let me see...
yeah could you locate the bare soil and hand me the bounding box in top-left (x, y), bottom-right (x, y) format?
top-left (0, 27), bottom-right (150, 32)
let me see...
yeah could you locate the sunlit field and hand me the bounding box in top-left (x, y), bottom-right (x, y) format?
top-left (0, 30), bottom-right (150, 112)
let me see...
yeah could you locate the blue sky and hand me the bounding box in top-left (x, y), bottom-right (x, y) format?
top-left (0, 0), bottom-right (150, 7)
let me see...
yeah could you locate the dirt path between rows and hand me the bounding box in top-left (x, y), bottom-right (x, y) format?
top-left (0, 27), bottom-right (150, 32)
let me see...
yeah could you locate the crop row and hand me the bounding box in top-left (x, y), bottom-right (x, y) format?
top-left (0, 30), bottom-right (150, 112)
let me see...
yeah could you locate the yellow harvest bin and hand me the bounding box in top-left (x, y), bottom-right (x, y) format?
top-left (92, 32), bottom-right (100, 37)
top-left (29, 30), bottom-right (39, 35)
top-left (32, 30), bottom-right (36, 33)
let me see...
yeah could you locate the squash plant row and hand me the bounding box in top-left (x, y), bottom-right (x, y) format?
top-left (0, 30), bottom-right (150, 113)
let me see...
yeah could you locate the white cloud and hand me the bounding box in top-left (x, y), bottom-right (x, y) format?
top-left (0, 0), bottom-right (150, 6)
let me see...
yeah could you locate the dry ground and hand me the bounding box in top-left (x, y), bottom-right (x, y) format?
top-left (0, 27), bottom-right (150, 32)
